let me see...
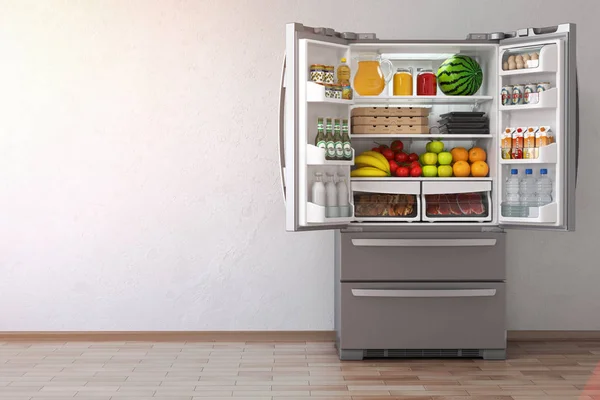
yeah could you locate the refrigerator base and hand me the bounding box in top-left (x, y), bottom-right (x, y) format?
top-left (337, 347), bottom-right (507, 361)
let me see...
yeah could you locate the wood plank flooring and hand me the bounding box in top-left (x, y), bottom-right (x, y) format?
top-left (1, 340), bottom-right (599, 399)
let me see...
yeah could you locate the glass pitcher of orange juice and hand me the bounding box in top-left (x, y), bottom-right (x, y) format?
top-left (353, 54), bottom-right (394, 96)
top-left (393, 68), bottom-right (413, 96)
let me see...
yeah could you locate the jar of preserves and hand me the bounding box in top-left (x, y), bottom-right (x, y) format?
top-left (417, 69), bottom-right (437, 95)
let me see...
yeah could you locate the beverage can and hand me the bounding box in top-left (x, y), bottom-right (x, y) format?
top-left (524, 83), bottom-right (537, 104)
top-left (537, 82), bottom-right (551, 92)
top-left (512, 84), bottom-right (524, 105)
top-left (501, 85), bottom-right (513, 106)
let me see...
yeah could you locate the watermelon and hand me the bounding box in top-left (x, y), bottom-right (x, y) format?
top-left (437, 55), bottom-right (483, 96)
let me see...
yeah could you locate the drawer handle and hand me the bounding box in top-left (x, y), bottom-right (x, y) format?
top-left (351, 239), bottom-right (496, 247)
top-left (351, 289), bottom-right (497, 298)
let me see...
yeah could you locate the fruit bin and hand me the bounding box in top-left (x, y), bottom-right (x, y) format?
top-left (421, 181), bottom-right (492, 223)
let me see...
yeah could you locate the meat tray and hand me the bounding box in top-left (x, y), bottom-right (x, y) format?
top-left (422, 192), bottom-right (492, 222)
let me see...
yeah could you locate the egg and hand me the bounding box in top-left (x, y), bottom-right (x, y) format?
top-left (503, 62), bottom-right (509, 70)
top-left (515, 55), bottom-right (524, 62)
top-left (516, 62), bottom-right (524, 69)
top-left (531, 52), bottom-right (539, 60)
top-left (522, 54), bottom-right (531, 61)
top-left (507, 55), bottom-right (516, 63)
top-left (508, 62), bottom-right (517, 70)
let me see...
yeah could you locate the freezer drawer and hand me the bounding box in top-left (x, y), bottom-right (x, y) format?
top-left (338, 282), bottom-right (506, 352)
top-left (340, 232), bottom-right (505, 281)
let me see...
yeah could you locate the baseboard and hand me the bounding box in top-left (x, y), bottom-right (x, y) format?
top-left (0, 331), bottom-right (337, 342)
top-left (1, 330), bottom-right (598, 342)
top-left (507, 330), bottom-right (600, 341)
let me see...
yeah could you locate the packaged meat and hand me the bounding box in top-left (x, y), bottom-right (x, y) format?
top-left (354, 194), bottom-right (417, 218)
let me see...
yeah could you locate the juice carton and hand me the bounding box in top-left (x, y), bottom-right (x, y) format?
top-left (501, 127), bottom-right (514, 159)
top-left (524, 126), bottom-right (538, 159)
top-left (512, 127), bottom-right (526, 159)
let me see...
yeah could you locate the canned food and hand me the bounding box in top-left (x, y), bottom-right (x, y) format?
top-left (324, 65), bottom-right (335, 84)
top-left (512, 84), bottom-right (525, 105)
top-left (537, 82), bottom-right (551, 92)
top-left (524, 83), bottom-right (537, 104)
top-left (332, 84), bottom-right (342, 99)
top-left (501, 85), bottom-right (513, 106)
top-left (324, 84), bottom-right (334, 98)
top-left (310, 64), bottom-right (324, 84)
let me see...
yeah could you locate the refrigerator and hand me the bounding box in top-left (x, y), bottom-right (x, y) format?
top-left (279, 23), bottom-right (578, 360)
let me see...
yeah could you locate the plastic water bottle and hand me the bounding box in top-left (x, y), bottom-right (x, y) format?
top-left (535, 168), bottom-right (553, 206)
top-left (502, 169), bottom-right (527, 217)
top-left (519, 169), bottom-right (537, 211)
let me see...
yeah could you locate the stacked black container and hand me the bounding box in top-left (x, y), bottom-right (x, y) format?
top-left (438, 112), bottom-right (490, 135)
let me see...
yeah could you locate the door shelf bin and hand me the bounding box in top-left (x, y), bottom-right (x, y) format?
top-left (353, 180), bottom-right (420, 222)
top-left (307, 202), bottom-right (354, 224)
top-left (500, 44), bottom-right (557, 76)
top-left (307, 81), bottom-right (353, 104)
top-left (500, 143), bottom-right (557, 164)
top-left (422, 181), bottom-right (493, 223)
top-left (500, 202), bottom-right (557, 224)
top-left (307, 144), bottom-right (355, 166)
top-left (500, 88), bottom-right (557, 111)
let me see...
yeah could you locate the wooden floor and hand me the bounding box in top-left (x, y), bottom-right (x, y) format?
top-left (1, 340), bottom-right (599, 399)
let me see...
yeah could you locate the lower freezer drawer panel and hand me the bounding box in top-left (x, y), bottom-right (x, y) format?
top-left (340, 232), bottom-right (506, 281)
top-left (339, 282), bottom-right (506, 350)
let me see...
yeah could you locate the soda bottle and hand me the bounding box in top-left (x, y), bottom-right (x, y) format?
top-left (315, 117), bottom-right (326, 151)
top-left (333, 119), bottom-right (343, 160)
top-left (342, 119), bottom-right (352, 160)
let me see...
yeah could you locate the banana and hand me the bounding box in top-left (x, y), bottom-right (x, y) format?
top-left (354, 155), bottom-right (390, 174)
top-left (351, 167), bottom-right (389, 177)
top-left (361, 151), bottom-right (391, 173)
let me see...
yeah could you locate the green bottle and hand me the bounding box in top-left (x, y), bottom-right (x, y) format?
top-left (325, 118), bottom-right (335, 160)
top-left (315, 117), bottom-right (326, 151)
top-left (342, 119), bottom-right (352, 160)
top-left (333, 119), bottom-right (343, 160)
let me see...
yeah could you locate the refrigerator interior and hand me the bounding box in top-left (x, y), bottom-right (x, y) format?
top-left (299, 39), bottom-right (500, 227)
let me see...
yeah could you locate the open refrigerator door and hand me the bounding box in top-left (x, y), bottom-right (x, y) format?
top-left (497, 24), bottom-right (577, 230)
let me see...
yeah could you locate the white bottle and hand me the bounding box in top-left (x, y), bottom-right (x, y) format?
top-left (311, 172), bottom-right (326, 207)
top-left (325, 173), bottom-right (339, 218)
top-left (535, 168), bottom-right (553, 206)
top-left (336, 174), bottom-right (350, 217)
top-left (519, 168), bottom-right (537, 208)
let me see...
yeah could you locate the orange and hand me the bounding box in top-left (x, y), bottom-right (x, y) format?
top-left (450, 147), bottom-right (469, 163)
top-left (453, 161), bottom-right (471, 177)
top-left (469, 147), bottom-right (487, 163)
top-left (471, 161), bottom-right (489, 177)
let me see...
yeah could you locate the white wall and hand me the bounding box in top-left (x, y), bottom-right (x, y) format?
top-left (0, 0), bottom-right (597, 331)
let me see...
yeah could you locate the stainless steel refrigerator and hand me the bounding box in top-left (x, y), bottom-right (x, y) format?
top-left (279, 23), bottom-right (578, 360)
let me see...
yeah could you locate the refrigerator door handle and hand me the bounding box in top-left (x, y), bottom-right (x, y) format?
top-left (351, 239), bottom-right (497, 247)
top-left (278, 53), bottom-right (287, 203)
top-left (352, 289), bottom-right (497, 298)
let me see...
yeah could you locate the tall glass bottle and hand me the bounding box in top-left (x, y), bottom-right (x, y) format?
top-left (315, 117), bottom-right (326, 151)
top-left (341, 119), bottom-right (352, 160)
top-left (333, 119), bottom-right (343, 160)
top-left (325, 118), bottom-right (335, 160)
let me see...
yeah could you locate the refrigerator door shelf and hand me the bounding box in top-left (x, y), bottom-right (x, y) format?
top-left (307, 81), bottom-right (353, 104)
top-left (499, 143), bottom-right (557, 164)
top-left (307, 144), bottom-right (355, 166)
top-left (500, 43), bottom-right (557, 76)
top-left (500, 202), bottom-right (557, 224)
top-left (307, 202), bottom-right (354, 224)
top-left (500, 87), bottom-right (557, 111)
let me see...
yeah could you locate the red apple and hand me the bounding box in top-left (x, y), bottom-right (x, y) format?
top-left (371, 147), bottom-right (382, 153)
top-left (390, 140), bottom-right (404, 152)
top-left (388, 160), bottom-right (398, 174)
top-left (379, 144), bottom-right (389, 149)
top-left (381, 148), bottom-right (394, 160)
top-left (410, 161), bottom-right (421, 169)
top-left (410, 165), bottom-right (423, 177)
top-left (395, 166), bottom-right (410, 177)
top-left (408, 153), bottom-right (419, 162)
top-left (394, 152), bottom-right (409, 163)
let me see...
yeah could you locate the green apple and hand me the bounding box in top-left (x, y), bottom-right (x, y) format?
top-left (422, 165), bottom-right (438, 177)
top-left (438, 165), bottom-right (453, 177)
top-left (421, 152), bottom-right (438, 165)
top-left (419, 153), bottom-right (427, 165)
top-left (437, 152), bottom-right (453, 165)
top-left (427, 140), bottom-right (445, 154)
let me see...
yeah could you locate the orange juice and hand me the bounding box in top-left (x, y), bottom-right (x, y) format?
top-left (393, 68), bottom-right (413, 96)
